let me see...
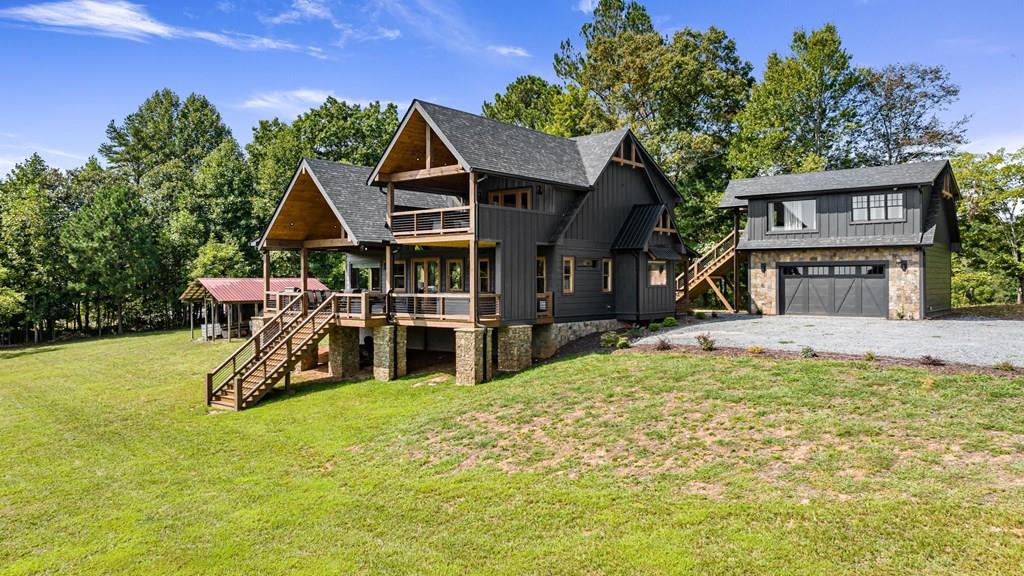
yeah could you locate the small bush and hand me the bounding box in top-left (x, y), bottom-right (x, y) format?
top-left (801, 346), bottom-right (817, 358)
top-left (648, 322), bottom-right (662, 332)
top-left (627, 326), bottom-right (645, 339)
top-left (747, 345), bottom-right (765, 354)
top-left (711, 311), bottom-right (718, 318)
top-left (616, 336), bottom-right (631, 349)
top-left (994, 360), bottom-right (1016, 372)
top-left (919, 355), bottom-right (945, 366)
top-left (662, 317), bottom-right (678, 328)
top-left (755, 308), bottom-right (764, 315)
top-left (654, 337), bottom-right (672, 351)
top-left (694, 311), bottom-right (706, 320)
top-left (599, 332), bottom-right (619, 348)
top-left (863, 351), bottom-right (877, 362)
top-left (695, 333), bottom-right (715, 351)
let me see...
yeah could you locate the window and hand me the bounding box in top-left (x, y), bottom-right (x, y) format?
top-left (806, 266), bottom-right (829, 276)
top-left (769, 199), bottom-right (816, 232)
top-left (487, 187), bottom-right (531, 209)
top-left (601, 258), bottom-right (613, 292)
top-left (781, 266), bottom-right (802, 276)
top-left (862, 264), bottom-right (885, 276)
top-left (446, 260), bottom-right (463, 291)
top-left (648, 260), bottom-right (667, 286)
top-left (655, 209), bottom-right (673, 233)
top-left (412, 259), bottom-right (440, 293)
top-left (561, 256), bottom-right (574, 294)
top-left (479, 258), bottom-right (492, 293)
top-left (393, 261), bottom-right (406, 291)
top-left (834, 265), bottom-right (858, 276)
top-left (536, 256), bottom-right (547, 294)
top-left (852, 192), bottom-right (904, 222)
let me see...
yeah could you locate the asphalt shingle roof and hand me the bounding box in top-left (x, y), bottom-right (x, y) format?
top-left (304, 159), bottom-right (451, 244)
top-left (737, 234), bottom-right (926, 251)
top-left (720, 160), bottom-right (949, 208)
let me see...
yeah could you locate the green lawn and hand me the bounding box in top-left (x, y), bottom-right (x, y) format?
top-left (2, 331), bottom-right (1024, 575)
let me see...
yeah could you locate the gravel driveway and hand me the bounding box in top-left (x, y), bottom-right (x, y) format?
top-left (639, 315), bottom-right (1024, 368)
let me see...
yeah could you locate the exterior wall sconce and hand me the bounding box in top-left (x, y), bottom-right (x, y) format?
top-left (899, 259), bottom-right (908, 271)
top-left (760, 262), bottom-right (767, 273)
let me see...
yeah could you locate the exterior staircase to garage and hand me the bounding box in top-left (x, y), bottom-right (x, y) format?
top-left (206, 293), bottom-right (335, 411)
top-left (676, 230), bottom-right (737, 312)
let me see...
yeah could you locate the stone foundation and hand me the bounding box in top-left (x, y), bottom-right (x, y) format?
top-left (748, 247), bottom-right (922, 320)
top-left (531, 319), bottom-right (626, 359)
top-left (497, 325), bottom-right (532, 372)
top-left (372, 325), bottom-right (407, 381)
top-left (328, 325), bottom-right (360, 379)
top-left (296, 346), bottom-right (318, 372)
top-left (455, 327), bottom-right (486, 385)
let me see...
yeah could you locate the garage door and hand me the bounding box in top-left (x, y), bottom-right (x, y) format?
top-left (780, 264), bottom-right (887, 317)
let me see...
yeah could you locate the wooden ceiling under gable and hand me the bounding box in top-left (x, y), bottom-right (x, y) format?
top-left (265, 169), bottom-right (349, 243)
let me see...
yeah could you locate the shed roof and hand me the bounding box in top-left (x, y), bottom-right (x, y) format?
top-left (179, 277), bottom-right (329, 304)
top-left (611, 204), bottom-right (665, 251)
top-left (720, 160), bottom-right (950, 208)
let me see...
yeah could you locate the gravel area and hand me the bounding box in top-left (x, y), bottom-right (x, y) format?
top-left (638, 315), bottom-right (1024, 368)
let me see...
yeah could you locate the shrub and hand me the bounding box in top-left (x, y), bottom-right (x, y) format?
top-left (695, 333), bottom-right (715, 351)
top-left (801, 346), bottom-right (817, 358)
top-left (919, 355), bottom-right (945, 366)
top-left (747, 345), bottom-right (765, 354)
top-left (627, 326), bottom-right (645, 339)
top-left (599, 332), bottom-right (619, 348)
top-left (711, 311), bottom-right (718, 318)
top-left (662, 316), bottom-right (678, 328)
top-left (694, 311), bottom-right (706, 320)
top-left (863, 351), bottom-right (877, 362)
top-left (994, 360), bottom-right (1016, 372)
top-left (648, 322), bottom-right (661, 332)
top-left (755, 308), bottom-right (764, 315)
top-left (616, 336), bottom-right (631, 349)
top-left (654, 337), bottom-right (672, 351)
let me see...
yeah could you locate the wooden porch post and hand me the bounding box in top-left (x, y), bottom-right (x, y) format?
top-left (384, 244), bottom-right (392, 293)
top-left (263, 249), bottom-right (271, 310)
top-left (682, 253), bottom-right (690, 305)
top-left (386, 182), bottom-right (395, 229)
top-left (468, 172), bottom-right (478, 325)
top-left (189, 302), bottom-right (194, 340)
top-left (300, 247), bottom-right (309, 314)
top-left (227, 302), bottom-right (233, 342)
top-left (732, 208), bottom-right (740, 312)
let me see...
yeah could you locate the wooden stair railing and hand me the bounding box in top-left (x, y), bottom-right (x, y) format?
top-left (675, 230), bottom-right (738, 311)
top-left (205, 292), bottom-right (307, 405)
top-left (211, 294), bottom-right (339, 411)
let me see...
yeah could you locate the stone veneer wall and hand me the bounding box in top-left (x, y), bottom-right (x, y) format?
top-left (372, 325), bottom-right (407, 381)
top-left (497, 325), bottom-right (533, 372)
top-left (532, 319), bottom-right (627, 359)
top-left (455, 328), bottom-right (485, 385)
top-left (748, 247), bottom-right (922, 320)
top-left (328, 325), bottom-right (360, 379)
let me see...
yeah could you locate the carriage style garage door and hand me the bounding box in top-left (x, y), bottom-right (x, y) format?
top-left (779, 264), bottom-right (888, 317)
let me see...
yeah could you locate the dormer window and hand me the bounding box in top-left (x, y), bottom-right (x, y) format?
top-left (852, 192), bottom-right (903, 222)
top-left (769, 199), bottom-right (816, 232)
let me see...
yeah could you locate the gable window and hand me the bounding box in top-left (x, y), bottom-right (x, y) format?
top-left (769, 199), bottom-right (816, 232)
top-left (561, 256), bottom-right (574, 294)
top-left (655, 209), bottom-right (673, 234)
top-left (479, 258), bottom-right (492, 293)
top-left (393, 261), bottom-right (406, 292)
top-left (647, 260), bottom-right (667, 286)
top-left (446, 260), bottom-right (464, 292)
top-left (487, 187), bottom-right (531, 209)
top-left (852, 192), bottom-right (904, 222)
top-left (536, 256), bottom-right (547, 294)
top-left (601, 258), bottom-right (613, 292)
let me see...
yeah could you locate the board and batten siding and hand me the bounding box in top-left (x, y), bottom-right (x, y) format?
top-left (565, 163), bottom-right (661, 242)
top-left (745, 186), bottom-right (923, 242)
top-left (922, 188), bottom-right (952, 314)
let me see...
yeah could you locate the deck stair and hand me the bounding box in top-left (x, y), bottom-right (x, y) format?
top-left (676, 230), bottom-right (737, 312)
top-left (206, 293), bottom-right (336, 411)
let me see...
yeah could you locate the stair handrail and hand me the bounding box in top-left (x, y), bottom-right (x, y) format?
top-left (205, 291), bottom-right (307, 402)
top-left (235, 293), bottom-right (338, 406)
top-left (676, 230), bottom-right (736, 289)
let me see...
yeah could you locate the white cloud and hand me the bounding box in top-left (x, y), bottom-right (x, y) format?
top-left (261, 0), bottom-right (336, 26)
top-left (488, 45), bottom-right (529, 57)
top-left (963, 131), bottom-right (1024, 154)
top-left (575, 0), bottom-right (598, 13)
top-left (0, 143), bottom-right (88, 174)
top-left (0, 0), bottom-right (324, 56)
top-left (373, 0), bottom-right (474, 53)
top-left (238, 89), bottom-right (399, 118)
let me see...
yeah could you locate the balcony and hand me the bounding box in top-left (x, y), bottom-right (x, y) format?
top-left (391, 206), bottom-right (471, 240)
top-left (392, 293), bottom-right (500, 326)
top-left (331, 292), bottom-right (389, 327)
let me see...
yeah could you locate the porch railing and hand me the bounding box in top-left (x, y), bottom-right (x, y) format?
top-left (391, 293), bottom-right (500, 321)
top-left (391, 206), bottom-right (471, 236)
top-left (264, 289), bottom-right (330, 314)
top-left (333, 292), bottom-right (388, 320)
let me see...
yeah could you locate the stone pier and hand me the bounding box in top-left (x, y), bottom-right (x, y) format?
top-left (455, 327), bottom-right (486, 385)
top-left (497, 325), bottom-right (532, 372)
top-left (372, 325), bottom-right (407, 381)
top-left (328, 325), bottom-right (360, 379)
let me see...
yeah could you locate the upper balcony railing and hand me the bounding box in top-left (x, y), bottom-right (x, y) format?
top-left (391, 206), bottom-right (470, 237)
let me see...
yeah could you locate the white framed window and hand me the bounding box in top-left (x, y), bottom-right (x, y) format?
top-left (647, 260), bottom-right (667, 286)
top-left (561, 256), bottom-right (574, 294)
top-left (479, 259), bottom-right (492, 293)
top-left (601, 258), bottom-right (613, 292)
top-left (769, 199), bottom-right (816, 232)
top-left (393, 261), bottom-right (406, 291)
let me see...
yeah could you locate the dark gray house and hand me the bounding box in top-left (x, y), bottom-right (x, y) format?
top-left (719, 160), bottom-right (961, 319)
top-left (207, 100), bottom-right (691, 409)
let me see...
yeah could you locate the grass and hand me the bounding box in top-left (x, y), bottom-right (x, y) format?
top-left (952, 303), bottom-right (1024, 320)
top-left (2, 331), bottom-right (1024, 574)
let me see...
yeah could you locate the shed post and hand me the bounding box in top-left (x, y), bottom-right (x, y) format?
top-left (227, 301), bottom-right (233, 342)
top-left (300, 247), bottom-right (309, 314)
top-left (732, 208), bottom-right (740, 312)
top-left (189, 301), bottom-right (194, 340)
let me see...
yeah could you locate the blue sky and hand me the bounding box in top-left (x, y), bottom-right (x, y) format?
top-left (0, 0), bottom-right (1021, 175)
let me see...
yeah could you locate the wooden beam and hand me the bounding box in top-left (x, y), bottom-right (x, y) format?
top-left (300, 247), bottom-right (309, 314)
top-left (706, 278), bottom-right (734, 313)
top-left (469, 171), bottom-right (478, 326)
top-left (263, 239), bottom-right (303, 250)
top-left (302, 237), bottom-right (352, 249)
top-left (425, 124), bottom-right (432, 169)
top-left (384, 244), bottom-right (392, 294)
top-left (263, 250), bottom-right (271, 296)
top-left (386, 182), bottom-right (394, 229)
top-left (378, 165), bottom-right (466, 183)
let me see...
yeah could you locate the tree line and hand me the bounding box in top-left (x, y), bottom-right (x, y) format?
top-left (0, 0), bottom-right (1020, 344)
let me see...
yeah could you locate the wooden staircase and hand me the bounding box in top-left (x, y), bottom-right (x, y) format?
top-left (206, 293), bottom-right (337, 411)
top-left (676, 230), bottom-right (737, 312)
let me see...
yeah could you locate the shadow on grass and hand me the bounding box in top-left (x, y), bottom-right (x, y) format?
top-left (0, 346), bottom-right (59, 360)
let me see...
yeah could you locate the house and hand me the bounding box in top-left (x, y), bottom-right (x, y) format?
top-left (206, 100), bottom-right (693, 410)
top-left (718, 160), bottom-right (961, 319)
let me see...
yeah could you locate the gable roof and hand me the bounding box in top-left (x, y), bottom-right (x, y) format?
top-left (180, 277), bottom-right (329, 303)
top-left (260, 159), bottom-right (451, 248)
top-left (720, 160), bottom-right (950, 208)
top-left (369, 101), bottom-right (677, 199)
